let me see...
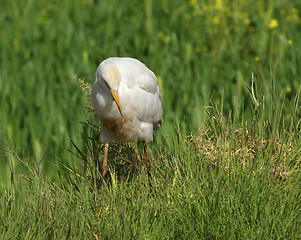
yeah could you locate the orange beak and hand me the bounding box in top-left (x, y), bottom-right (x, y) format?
top-left (110, 89), bottom-right (123, 116)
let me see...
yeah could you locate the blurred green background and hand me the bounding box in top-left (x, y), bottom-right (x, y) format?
top-left (0, 0), bottom-right (300, 185)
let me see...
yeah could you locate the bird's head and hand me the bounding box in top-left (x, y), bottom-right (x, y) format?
top-left (98, 62), bottom-right (123, 115)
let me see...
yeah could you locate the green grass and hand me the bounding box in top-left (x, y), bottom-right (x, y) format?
top-left (0, 0), bottom-right (300, 238)
top-left (1, 102), bottom-right (300, 238)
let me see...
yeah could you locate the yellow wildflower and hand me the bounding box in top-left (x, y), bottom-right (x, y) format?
top-left (285, 87), bottom-right (291, 94)
top-left (269, 19), bottom-right (278, 29)
top-left (194, 46), bottom-right (201, 53)
top-left (158, 32), bottom-right (166, 43)
top-left (292, 8), bottom-right (299, 15)
top-left (185, 13), bottom-right (191, 21)
top-left (213, 16), bottom-right (220, 24)
top-left (288, 40), bottom-right (292, 45)
top-left (215, 0), bottom-right (224, 10)
top-left (248, 26), bottom-right (255, 32)
top-left (189, 0), bottom-right (198, 8)
top-left (244, 18), bottom-right (250, 25)
top-left (254, 56), bottom-right (260, 62)
top-left (285, 114), bottom-right (291, 121)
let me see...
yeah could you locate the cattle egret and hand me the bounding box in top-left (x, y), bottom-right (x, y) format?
top-left (91, 57), bottom-right (163, 187)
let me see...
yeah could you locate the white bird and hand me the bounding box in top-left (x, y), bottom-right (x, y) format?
top-left (91, 57), bottom-right (163, 186)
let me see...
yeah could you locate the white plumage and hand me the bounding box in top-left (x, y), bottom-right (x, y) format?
top-left (91, 57), bottom-right (163, 186)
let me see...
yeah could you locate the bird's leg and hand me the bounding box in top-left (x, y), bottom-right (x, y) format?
top-left (142, 141), bottom-right (153, 192)
top-left (142, 141), bottom-right (151, 174)
top-left (102, 143), bottom-right (109, 178)
top-left (97, 143), bottom-right (109, 191)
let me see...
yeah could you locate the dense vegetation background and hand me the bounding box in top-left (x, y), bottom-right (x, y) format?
top-left (0, 0), bottom-right (300, 238)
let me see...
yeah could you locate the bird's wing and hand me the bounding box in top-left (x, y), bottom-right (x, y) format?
top-left (120, 82), bottom-right (163, 124)
top-left (134, 69), bottom-right (159, 94)
top-left (109, 57), bottom-right (159, 94)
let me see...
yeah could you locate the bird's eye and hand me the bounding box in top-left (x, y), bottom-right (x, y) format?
top-left (103, 80), bottom-right (110, 88)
